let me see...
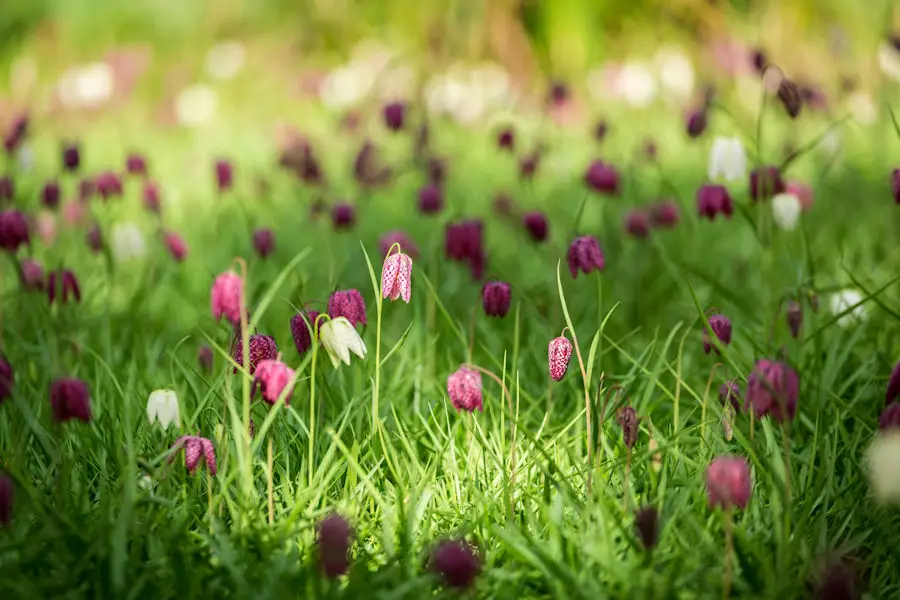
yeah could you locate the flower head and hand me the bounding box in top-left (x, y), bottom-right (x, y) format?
top-left (252, 228), bottom-right (275, 258)
top-left (62, 143), bottom-right (80, 171)
top-left (0, 210), bottom-right (30, 252)
top-left (163, 231), bottom-right (188, 262)
top-left (0, 355), bottom-right (13, 403)
top-left (317, 513), bottom-right (353, 578)
top-left (777, 78), bottom-right (802, 118)
top-left (418, 184), bottom-right (443, 215)
top-left (697, 184), bottom-right (733, 220)
top-left (879, 404), bottom-right (900, 431)
top-left (702, 314), bottom-right (732, 354)
top-left (86, 225), bottom-right (103, 253)
top-left (497, 127), bottom-right (514, 151)
top-left (886, 361), bottom-right (900, 405)
top-left (427, 157), bottom-right (446, 187)
top-left (253, 359), bottom-right (295, 405)
top-left (786, 180), bottom-right (814, 211)
top-left (146, 389), bottom-right (180, 429)
top-left (567, 235), bottom-right (605, 279)
top-left (430, 540), bottom-right (480, 589)
top-left (231, 334), bottom-right (278, 375)
top-left (383, 101), bottom-right (406, 131)
top-left (624, 210), bottom-right (650, 239)
top-left (47, 269), bottom-right (81, 304)
top-left (172, 435), bottom-right (217, 475)
top-left (142, 181), bottom-right (161, 213)
top-left (719, 381), bottom-right (741, 412)
top-left (519, 152), bottom-right (539, 180)
top-left (548, 336), bottom-right (573, 382)
top-left (447, 366), bottom-right (483, 412)
top-left (772, 193), bottom-right (802, 231)
top-left (866, 431), bottom-right (900, 504)
top-left (125, 153), bottom-right (147, 176)
top-left (319, 317), bottom-right (367, 368)
top-left (786, 301), bottom-right (803, 338)
top-left (0, 176), bottom-right (13, 202)
top-left (49, 378), bottom-right (92, 423)
top-left (810, 556), bottom-right (861, 600)
top-left (328, 289), bottom-right (367, 327)
top-left (445, 220), bottom-right (485, 279)
top-left (634, 506), bottom-right (659, 551)
top-left (706, 456), bottom-right (752, 510)
top-left (685, 107), bottom-right (707, 138)
top-left (708, 137), bottom-right (747, 182)
top-left (331, 203), bottom-right (356, 230)
top-left (830, 289), bottom-right (866, 327)
top-left (42, 181), bottom-right (61, 209)
top-left (381, 249), bottom-right (413, 303)
top-left (650, 201), bottom-right (679, 228)
top-left (110, 222), bottom-right (148, 262)
top-left (523, 212), bottom-right (549, 242)
top-left (3, 113), bottom-right (28, 154)
top-left (19, 258), bottom-right (44, 291)
top-left (210, 271), bottom-right (244, 325)
top-left (481, 281), bottom-right (511, 318)
top-left (290, 310), bottom-right (320, 356)
top-left (379, 231), bottom-right (418, 259)
top-left (892, 168), bottom-right (900, 204)
top-left (354, 141), bottom-right (391, 188)
top-left (747, 359), bottom-right (799, 422)
top-left (215, 159), bottom-right (233, 192)
top-left (95, 171), bottom-right (123, 200)
top-left (749, 166), bottom-right (785, 202)
top-left (584, 160), bottom-right (621, 196)
top-left (0, 473), bottom-right (12, 527)
top-left (617, 405), bottom-right (639, 449)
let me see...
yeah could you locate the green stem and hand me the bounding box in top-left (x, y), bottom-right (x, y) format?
top-left (309, 341), bottom-right (318, 488)
top-left (373, 293), bottom-right (384, 431)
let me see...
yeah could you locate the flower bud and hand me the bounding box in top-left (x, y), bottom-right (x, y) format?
top-left (634, 506), bottom-right (659, 551)
top-left (317, 513), bottom-right (353, 578)
top-left (447, 366), bottom-right (483, 413)
top-left (548, 336), bottom-right (573, 382)
top-left (481, 281), bottom-right (511, 318)
top-left (567, 236), bottom-right (605, 278)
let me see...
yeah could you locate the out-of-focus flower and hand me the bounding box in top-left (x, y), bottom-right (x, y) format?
top-left (617, 405), bottom-right (639, 449)
top-left (708, 137), bottom-right (747, 182)
top-left (379, 231), bottom-right (417, 259)
top-left (383, 101), bottom-right (406, 131)
top-left (62, 143), bottom-right (80, 171)
top-left (125, 153), bottom-right (147, 176)
top-left (878, 41), bottom-right (900, 83)
top-left (110, 222), bottom-right (147, 262)
top-left (319, 317), bottom-right (367, 368)
top-left (175, 84), bottom-right (218, 126)
top-left (830, 289), bottom-right (866, 326)
top-left (0, 210), bottom-right (29, 252)
top-left (171, 435), bottom-right (216, 475)
top-left (0, 176), bottom-right (13, 202)
top-left (96, 171), bottom-right (123, 200)
top-left (614, 63), bottom-right (658, 108)
top-left (786, 301), bottom-right (803, 338)
top-left (624, 210), bottom-right (651, 239)
top-left (786, 181), bottom-right (814, 211)
top-left (706, 456), bottom-right (752, 510)
top-left (19, 258), bottom-right (44, 291)
top-left (47, 269), bottom-right (81, 304)
top-left (163, 231), bottom-right (187, 262)
top-left (697, 184), bottom-right (733, 220)
top-left (332, 203), bottom-right (355, 230)
top-left (252, 228), bottom-right (275, 258)
top-left (650, 201), bottom-right (679, 228)
top-left (866, 431), bottom-right (900, 503)
top-left (567, 236), bottom-right (605, 278)
top-left (847, 92), bottom-right (878, 125)
top-left (319, 65), bottom-right (374, 111)
top-left (86, 224), bottom-right (103, 253)
top-left (57, 63), bottom-right (114, 110)
top-left (878, 404), bottom-right (900, 431)
top-left (523, 212), bottom-right (549, 242)
top-left (747, 359), bottom-right (799, 422)
top-left (481, 281), bottom-right (511, 318)
top-left (702, 314), bottom-right (732, 354)
top-left (253, 359), bottom-right (295, 405)
top-left (146, 389), bottom-right (180, 429)
top-left (430, 540), bottom-right (480, 589)
top-left (381, 249), bottom-right (413, 303)
top-left (328, 289), bottom-right (367, 327)
top-left (215, 159), bottom-right (233, 193)
top-left (49, 378), bottom-right (92, 423)
top-left (719, 381), bottom-right (741, 412)
top-left (210, 271), bottom-right (243, 325)
top-left (35, 211), bottom-right (57, 246)
top-left (205, 41), bottom-right (246, 80)
top-left (418, 184), bottom-right (443, 215)
top-left (3, 113), bottom-right (28, 155)
top-left (290, 309), bottom-right (320, 356)
top-left (776, 78), bottom-right (803, 119)
top-left (686, 108), bottom-right (707, 138)
top-left (584, 160), bottom-right (620, 196)
top-left (655, 48), bottom-right (695, 100)
top-left (42, 181), bottom-right (61, 209)
top-left (447, 366), bottom-right (483, 412)
top-left (142, 181), bottom-right (161, 213)
top-left (772, 193), bottom-right (802, 231)
top-left (317, 513), bottom-right (353, 578)
top-left (634, 506), bottom-right (659, 551)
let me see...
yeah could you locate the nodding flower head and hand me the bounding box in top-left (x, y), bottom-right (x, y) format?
top-left (171, 435), bottom-right (217, 475)
top-left (3, 113), bottom-right (28, 154)
top-left (786, 301), bottom-right (802, 338)
top-left (418, 184), bottom-right (444, 215)
top-left (523, 211), bottom-right (549, 242)
top-left (431, 539), bottom-right (480, 589)
top-left (354, 141), bottom-right (392, 188)
top-left (497, 127), bottom-right (515, 151)
top-left (381, 249), bottom-right (413, 303)
top-left (49, 378), bottom-right (92, 424)
top-left (879, 404), bottom-right (900, 431)
top-left (0, 176), bottom-right (13, 202)
top-left (481, 281), bottom-right (511, 318)
top-left (584, 160), bottom-right (621, 196)
top-left (62, 143), bottom-right (81, 171)
top-left (777, 78), bottom-right (802, 119)
top-left (0, 355), bottom-right (13, 403)
top-left (747, 359), bottom-right (799, 422)
top-left (379, 231), bottom-right (418, 259)
top-left (142, 181), bottom-right (161, 213)
top-left (650, 200), bottom-right (679, 228)
top-left (252, 228), bottom-right (275, 258)
top-left (20, 258), bottom-right (44, 292)
top-left (383, 101), bottom-right (406, 131)
top-left (0, 210), bottom-right (29, 252)
top-left (719, 381), bottom-right (741, 412)
top-left (567, 235), bottom-right (605, 279)
top-left (702, 314), bottom-right (732, 354)
top-left (685, 107), bottom-right (708, 138)
top-left (548, 80), bottom-right (569, 105)
top-left (319, 317), bottom-right (367, 368)
top-left (617, 405), bottom-right (639, 449)
top-left (886, 361), bottom-right (900, 405)
top-left (290, 309), bottom-right (320, 355)
top-left (548, 336), bottom-right (573, 382)
top-left (86, 225), bottom-right (103, 253)
top-left (253, 359), bottom-right (295, 405)
top-left (444, 220), bottom-right (485, 278)
top-left (634, 506), bottom-right (659, 551)
top-left (47, 269), bottom-right (81, 304)
top-left (317, 513), bottom-right (353, 578)
top-left (210, 270), bottom-right (244, 325)
top-left (624, 210), bottom-right (651, 239)
top-left (215, 159), bottom-right (234, 192)
top-left (0, 472), bottom-right (12, 527)
top-left (493, 193), bottom-right (515, 217)
top-left (751, 49), bottom-right (766, 73)
top-left (697, 184), bottom-right (734, 220)
top-left (95, 171), bottom-right (123, 200)
top-left (749, 166), bottom-right (785, 202)
top-left (163, 231), bottom-right (188, 262)
top-left (447, 366), bottom-right (483, 413)
top-left (331, 203), bottom-right (356, 230)
top-left (231, 334), bottom-right (278, 375)
top-left (328, 289), bottom-right (368, 328)
top-left (198, 345), bottom-right (213, 372)
top-left (892, 169), bottom-right (900, 204)
top-left (519, 152), bottom-right (540, 180)
top-left (706, 455), bottom-right (752, 510)
top-left (125, 153), bottom-right (148, 176)
top-left (42, 181), bottom-right (61, 209)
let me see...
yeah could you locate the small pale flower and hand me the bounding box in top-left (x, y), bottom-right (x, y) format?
top-left (866, 431), bottom-right (900, 504)
top-left (110, 222), bottom-right (148, 262)
top-left (830, 289), bottom-right (866, 327)
top-left (319, 317), bottom-right (367, 368)
top-left (146, 389), bottom-right (181, 429)
top-left (381, 249), bottom-right (413, 303)
top-left (771, 193), bottom-right (801, 231)
top-left (708, 137), bottom-right (747, 182)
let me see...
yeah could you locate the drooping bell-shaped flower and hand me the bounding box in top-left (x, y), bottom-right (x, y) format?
top-left (705, 455), bottom-right (752, 510)
top-left (772, 193), bottom-right (802, 231)
top-left (430, 540), bottom-right (480, 589)
top-left (523, 211), bottom-right (549, 242)
top-left (567, 235), bottom-right (605, 279)
top-left (381, 249), bottom-right (413, 303)
top-left (0, 210), bottom-right (29, 252)
top-left (447, 366), bottom-right (483, 412)
top-left (418, 183), bottom-right (443, 215)
top-left (252, 359), bottom-right (295, 405)
top-left (163, 231), bottom-right (188, 262)
top-left (708, 137), bottom-right (747, 182)
top-left (125, 152), bottom-right (148, 176)
top-left (702, 314), bottom-right (732, 354)
top-left (231, 334), bottom-right (278, 375)
top-left (95, 171), bottom-right (123, 200)
top-left (327, 289), bottom-right (367, 327)
top-left (624, 210), bottom-right (651, 239)
top-left (290, 309), bottom-right (320, 356)
top-left (49, 378), bottom-right (92, 423)
top-left (383, 101), bottom-right (406, 131)
top-left (42, 181), bottom-right (61, 209)
top-left (685, 107), bottom-right (708, 138)
top-left (47, 269), bottom-right (81, 304)
top-left (62, 143), bottom-right (80, 172)
top-left (749, 166), bottom-right (785, 202)
top-left (171, 435), bottom-right (217, 475)
top-left (786, 301), bottom-right (802, 338)
top-left (210, 270), bottom-right (244, 325)
top-left (319, 317), bottom-right (367, 368)
top-left (719, 381), bottom-right (741, 412)
top-left (142, 180), bottom-right (161, 213)
top-left (697, 184), bottom-right (734, 220)
top-left (252, 228), bottom-right (275, 258)
top-left (634, 506), bottom-right (659, 551)
top-left (650, 201), bottom-right (679, 228)
top-left (497, 127), bottom-right (514, 151)
top-left (777, 78), bottom-right (802, 119)
top-left (886, 361), bottom-right (900, 405)
top-left (548, 336), bottom-right (573, 382)
top-left (617, 405), bottom-right (639, 449)
top-left (331, 203), bottom-right (355, 230)
top-left (317, 513), bottom-right (353, 578)
top-left (746, 359), bottom-right (799, 422)
top-left (146, 389), bottom-right (181, 429)
top-left (215, 159), bottom-right (233, 192)
top-left (481, 281), bottom-right (511, 318)
top-left (584, 160), bottom-right (621, 196)
top-left (20, 258), bottom-right (44, 291)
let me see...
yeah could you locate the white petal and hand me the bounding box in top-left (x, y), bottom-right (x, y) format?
top-left (867, 432), bottom-right (900, 503)
top-left (772, 193), bottom-right (801, 231)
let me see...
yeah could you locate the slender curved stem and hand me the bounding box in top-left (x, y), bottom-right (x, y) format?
top-left (569, 331), bottom-right (593, 494)
top-left (702, 363), bottom-right (724, 444)
top-left (309, 314), bottom-right (330, 488)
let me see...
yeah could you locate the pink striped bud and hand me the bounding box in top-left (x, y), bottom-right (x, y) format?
top-left (548, 336), bottom-right (572, 382)
top-left (381, 249), bottom-right (413, 303)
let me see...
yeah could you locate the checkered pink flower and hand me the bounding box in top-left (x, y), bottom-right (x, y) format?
top-left (211, 270), bottom-right (243, 325)
top-left (253, 359), bottom-right (295, 405)
top-left (548, 336), bottom-right (573, 381)
top-left (706, 455), bottom-right (751, 510)
top-left (172, 435), bottom-right (217, 476)
top-left (381, 249), bottom-right (413, 303)
top-left (447, 366), bottom-right (483, 412)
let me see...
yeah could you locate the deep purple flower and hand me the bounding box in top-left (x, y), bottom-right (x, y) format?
top-left (291, 310), bottom-right (320, 355)
top-left (624, 210), bottom-right (650, 239)
top-left (697, 184), bottom-right (734, 220)
top-left (332, 203), bottom-right (355, 230)
top-left (327, 290), bottom-right (367, 327)
top-left (811, 557), bottom-right (860, 600)
top-left (49, 378), bottom-right (92, 423)
top-left (0, 176), bottom-right (13, 202)
top-left (686, 108), bottom-right (708, 138)
top-left (523, 211), bottom-right (549, 242)
top-left (86, 225), bottom-right (103, 253)
top-left (886, 361), bottom-right (900, 405)
top-left (497, 127), bottom-right (515, 151)
top-left (445, 220), bottom-right (484, 265)
top-left (594, 120), bottom-right (608, 142)
top-left (447, 366), bottom-right (483, 412)
top-left (143, 181), bottom-right (161, 213)
top-left (62, 143), bottom-right (81, 172)
top-left (650, 201), bottom-right (679, 228)
top-left (3, 113), bottom-right (28, 154)
top-left (231, 334), bottom-right (278, 375)
top-left (431, 540), bottom-right (480, 589)
top-left (198, 345), bottom-right (213, 373)
top-left (383, 101), bottom-right (406, 131)
top-left (584, 160), bottom-right (621, 196)
top-left (125, 153), bottom-right (147, 176)
top-left (215, 159), bottom-right (234, 192)
top-left (418, 184), bottom-right (443, 215)
top-left (252, 228), bottom-right (275, 258)
top-left (519, 153), bottom-right (540, 180)
top-left (19, 258), bottom-right (44, 291)
top-left (879, 403), bottom-right (900, 431)
top-left (567, 235), bottom-right (605, 279)
top-left (548, 80), bottom-right (569, 105)
top-left (749, 166), bottom-right (785, 202)
top-left (747, 359), bottom-right (799, 422)
top-left (96, 171), bottom-right (123, 200)
top-left (786, 301), bottom-right (802, 338)
top-left (171, 435), bottom-right (217, 475)
top-left (0, 473), bottom-right (12, 527)
top-left (777, 79), bottom-right (802, 119)
top-left (317, 514), bottom-right (353, 578)
top-left (482, 281), bottom-right (511, 318)
top-left (47, 269), bottom-right (81, 304)
top-left (42, 181), bottom-right (61, 209)
top-left (719, 381), bottom-right (741, 412)
top-left (706, 456), bottom-right (752, 510)
top-left (0, 355), bottom-right (13, 404)
top-left (634, 506), bottom-right (659, 551)
top-left (751, 49), bottom-right (766, 73)
top-left (891, 168), bottom-right (900, 204)
top-left (0, 210), bottom-right (30, 252)
top-left (617, 406), bottom-right (639, 449)
top-left (702, 314), bottom-right (732, 354)
top-left (379, 231), bottom-right (418, 259)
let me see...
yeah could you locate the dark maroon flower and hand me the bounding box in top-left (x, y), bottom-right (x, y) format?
top-left (624, 210), bottom-right (650, 239)
top-left (47, 269), bottom-right (81, 304)
top-left (0, 176), bottom-right (13, 202)
top-left (198, 345), bottom-right (213, 373)
top-left (650, 201), bottom-right (679, 228)
top-left (891, 168), bottom-right (900, 204)
top-left (706, 456), bottom-right (752, 510)
top-left (445, 220), bottom-right (485, 279)
top-left (777, 78), bottom-right (802, 119)
top-left (125, 153), bottom-right (147, 176)
top-left (354, 141), bottom-right (391, 188)
top-left (584, 160), bottom-right (620, 196)
top-left (427, 157), bottom-right (446, 187)
top-left (0, 210), bottom-right (30, 252)
top-left (0, 472), bottom-right (12, 527)
top-left (811, 557), bottom-right (860, 600)
top-left (291, 310), bottom-right (320, 355)
top-left (747, 359), bottom-right (799, 422)
top-left (749, 166), bottom-right (785, 202)
top-left (879, 403), bottom-right (900, 431)
top-left (523, 211), bottom-right (549, 242)
top-left (418, 184), bottom-right (443, 215)
top-left (95, 171), bottom-right (123, 200)
top-left (331, 203), bottom-right (355, 230)
top-left (215, 159), bottom-right (234, 192)
top-left (163, 231), bottom-right (188, 261)
top-left (231, 334), bottom-right (278, 375)
top-left (567, 235), bottom-right (604, 279)
top-left (49, 378), bottom-right (91, 423)
top-left (383, 101), bottom-right (406, 131)
top-left (719, 381), bottom-right (741, 412)
top-left (686, 108), bottom-right (708, 138)
top-left (617, 405), bottom-right (639, 449)
top-left (594, 120), bottom-right (608, 142)
top-left (697, 184), bottom-right (734, 220)
top-left (379, 231), bottom-right (418, 259)
top-left (482, 281), bottom-right (511, 318)
top-left (548, 80), bottom-right (569, 105)
top-left (252, 228), bottom-right (275, 258)
top-left (431, 539), bottom-right (480, 589)
top-left (317, 513), bottom-right (353, 578)
top-left (751, 49), bottom-right (766, 73)
top-left (143, 181), bottom-right (161, 213)
top-left (42, 181), bottom-right (61, 209)
top-left (3, 113), bottom-right (28, 154)
top-left (62, 143), bottom-right (81, 172)
top-left (703, 315), bottom-right (732, 354)
top-left (886, 361), bottom-right (900, 405)
top-left (328, 289), bottom-right (367, 327)
top-left (497, 127), bottom-right (515, 151)
top-left (786, 301), bottom-right (802, 338)
top-left (86, 225), bottom-right (103, 253)
top-left (0, 355), bottom-right (13, 404)
top-left (519, 152), bottom-right (540, 180)
top-left (634, 506), bottom-right (659, 551)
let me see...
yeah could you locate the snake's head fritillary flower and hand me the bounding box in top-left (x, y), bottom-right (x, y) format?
top-left (47, 269), bottom-right (81, 304)
top-left (719, 381), bottom-right (741, 412)
top-left (142, 180), bottom-right (161, 213)
top-left (548, 336), bottom-right (572, 382)
top-left (331, 203), bottom-right (355, 230)
top-left (146, 389), bottom-right (180, 429)
top-left (785, 181), bottom-right (814, 211)
top-left (381, 249), bottom-right (413, 303)
top-left (747, 359), bottom-right (799, 422)
top-left (290, 309), bottom-right (320, 355)
top-left (383, 101), bottom-right (406, 131)
top-left (0, 176), bottom-right (13, 202)
top-left (523, 211), bottom-right (549, 242)
top-left (444, 220), bottom-right (483, 265)
top-left (481, 281), bottom-right (511, 318)
top-left (886, 361), bottom-right (900, 405)
top-left (430, 539), bottom-right (480, 589)
top-left (231, 334), bottom-right (278, 375)
top-left (567, 235), bottom-right (604, 279)
top-left (548, 79), bottom-right (569, 105)
top-left (650, 200), bottom-right (679, 228)
top-left (892, 168), bottom-right (900, 204)
top-left (497, 127), bottom-right (514, 151)
top-left (447, 366), bottom-right (483, 412)
top-left (86, 224), bottom-right (103, 253)
top-left (62, 143), bottom-right (81, 172)
top-left (879, 404), bottom-right (900, 431)
top-left (0, 355), bottom-right (13, 404)
top-left (317, 513), bottom-right (353, 578)
top-left (95, 171), bottom-right (123, 200)
top-left (79, 178), bottom-right (95, 201)
top-left (866, 430), bottom-right (900, 504)
top-left (319, 317), bottom-right (367, 368)
top-left (617, 406), bottom-right (639, 449)
top-left (749, 166), bottom-right (785, 202)
top-left (584, 160), bottom-right (621, 196)
top-left (49, 377), bottom-right (92, 423)
top-left (327, 289), bottom-right (367, 327)
top-left (708, 137), bottom-right (748, 182)
top-left (771, 193), bottom-right (802, 231)
top-left (751, 49), bottom-right (766, 73)
top-left (706, 456), bottom-right (751, 510)
top-left (3, 112), bottom-right (27, 154)
top-left (210, 270), bottom-right (243, 325)
top-left (519, 152), bottom-right (540, 180)
top-left (42, 181), bottom-right (61, 209)
top-left (777, 78), bottom-right (802, 119)
top-left (125, 153), bottom-right (147, 176)
top-left (702, 314), bottom-right (732, 354)
top-left (252, 228), bottom-right (275, 258)
top-left (685, 107), bottom-right (708, 138)
top-left (198, 345), bottom-right (213, 372)
top-left (253, 359), bottom-right (295, 405)
top-left (418, 184), bottom-right (443, 215)
top-left (0, 472), bottom-right (12, 527)
top-left (379, 231), bottom-right (418, 259)
top-left (20, 258), bottom-right (44, 291)
top-left (634, 506), bottom-right (659, 551)
top-left (215, 159), bottom-right (233, 192)
top-left (697, 184), bottom-right (734, 220)
top-left (0, 210), bottom-right (29, 252)
top-left (810, 557), bottom-right (861, 600)
top-left (624, 210), bottom-right (651, 239)
top-left (354, 141), bottom-right (392, 188)
top-left (786, 301), bottom-right (802, 338)
top-left (172, 436), bottom-right (217, 475)
top-left (163, 231), bottom-right (188, 262)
